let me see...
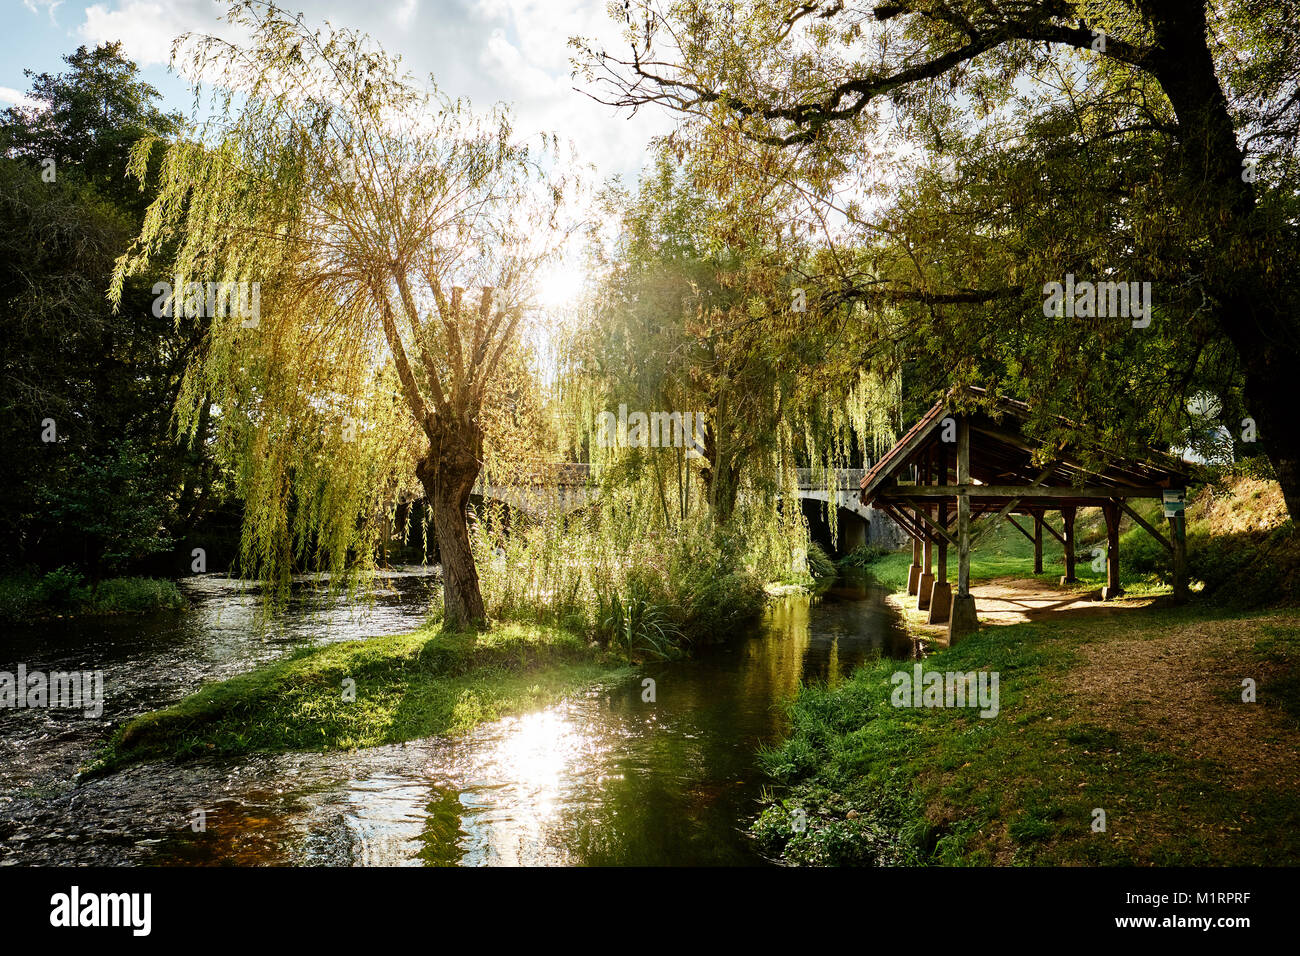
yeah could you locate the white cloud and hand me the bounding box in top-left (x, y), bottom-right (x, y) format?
top-left (23, 0), bottom-right (64, 25)
top-left (70, 0), bottom-right (670, 183)
top-left (393, 0), bottom-right (420, 29)
top-left (0, 86), bottom-right (42, 110)
top-left (78, 0), bottom-right (228, 69)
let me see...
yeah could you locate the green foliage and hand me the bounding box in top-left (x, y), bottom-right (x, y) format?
top-left (752, 604), bottom-right (1300, 866)
top-left (93, 620), bottom-right (624, 770)
top-left (1187, 525), bottom-right (1300, 608)
top-left (805, 541), bottom-right (837, 580)
top-left (0, 571), bottom-right (184, 626)
top-left (836, 543), bottom-right (890, 570)
top-left (109, 4), bottom-right (570, 615)
top-left (91, 576), bottom-right (187, 614)
top-left (599, 590), bottom-right (685, 660)
top-left (472, 497), bottom-right (765, 660)
top-left (33, 566), bottom-right (87, 606)
top-left (38, 442), bottom-right (175, 573)
top-left (577, 1), bottom-right (1300, 522)
top-left (0, 41), bottom-right (181, 212)
top-left (0, 42), bottom-right (228, 576)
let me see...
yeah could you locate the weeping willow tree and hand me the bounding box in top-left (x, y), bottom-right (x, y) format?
top-left (109, 1), bottom-right (568, 627)
top-left (561, 142), bottom-right (897, 571)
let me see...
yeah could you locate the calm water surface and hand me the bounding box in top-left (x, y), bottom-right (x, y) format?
top-left (0, 571), bottom-right (913, 866)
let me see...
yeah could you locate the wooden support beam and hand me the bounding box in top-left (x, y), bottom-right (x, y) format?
top-left (879, 502), bottom-right (929, 542)
top-left (1102, 500), bottom-right (1123, 600)
top-left (949, 416), bottom-right (979, 643)
top-left (1033, 511), bottom-right (1044, 574)
top-left (1040, 517), bottom-right (1066, 547)
top-left (1005, 516), bottom-right (1036, 544)
top-left (907, 526), bottom-right (922, 596)
top-left (929, 494), bottom-right (952, 625)
top-left (936, 499), bottom-right (948, 580)
top-left (879, 484), bottom-right (1165, 500)
top-left (895, 498), bottom-right (958, 548)
top-left (917, 449), bottom-right (936, 611)
top-left (957, 421), bottom-right (971, 597)
top-left (1060, 506), bottom-right (1078, 584)
top-left (968, 466), bottom-right (1056, 548)
top-left (1169, 511), bottom-right (1188, 603)
top-left (1117, 500), bottom-right (1173, 554)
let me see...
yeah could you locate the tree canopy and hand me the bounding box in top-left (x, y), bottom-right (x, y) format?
top-left (575, 0), bottom-right (1300, 520)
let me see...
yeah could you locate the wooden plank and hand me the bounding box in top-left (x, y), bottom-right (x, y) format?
top-left (969, 466), bottom-right (1056, 547)
top-left (1005, 516), bottom-right (1036, 544)
top-left (957, 417), bottom-right (971, 596)
top-left (879, 484), bottom-right (1165, 500)
top-left (898, 498), bottom-right (959, 548)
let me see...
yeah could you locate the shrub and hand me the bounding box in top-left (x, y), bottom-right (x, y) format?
top-left (34, 566), bottom-right (88, 607)
top-left (837, 544), bottom-right (891, 569)
top-left (806, 542), bottom-right (837, 580)
top-left (93, 577), bottom-right (186, 613)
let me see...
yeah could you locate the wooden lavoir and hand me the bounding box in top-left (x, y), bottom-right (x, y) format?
top-left (860, 388), bottom-right (1192, 643)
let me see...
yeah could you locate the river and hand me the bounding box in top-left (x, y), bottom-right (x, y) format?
top-left (0, 569), bottom-right (913, 866)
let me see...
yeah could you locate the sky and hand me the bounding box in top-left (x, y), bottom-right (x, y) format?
top-left (1, 0), bottom-right (671, 188)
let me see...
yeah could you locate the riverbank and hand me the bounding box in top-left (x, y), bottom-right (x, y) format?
top-left (91, 620), bottom-right (632, 774)
top-left (0, 572), bottom-right (186, 626)
top-left (752, 480), bottom-right (1300, 866)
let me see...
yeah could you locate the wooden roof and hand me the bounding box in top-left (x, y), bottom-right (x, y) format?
top-left (860, 387), bottom-right (1192, 517)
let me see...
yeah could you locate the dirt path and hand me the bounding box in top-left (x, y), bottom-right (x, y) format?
top-left (892, 576), bottom-right (1156, 640)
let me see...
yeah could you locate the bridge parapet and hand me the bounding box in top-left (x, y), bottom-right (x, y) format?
top-left (793, 467), bottom-right (867, 492)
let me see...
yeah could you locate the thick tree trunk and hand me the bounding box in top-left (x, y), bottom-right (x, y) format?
top-left (700, 458), bottom-right (741, 524)
top-left (1144, 1), bottom-right (1300, 525)
top-left (416, 415), bottom-right (486, 630)
top-left (1233, 331), bottom-right (1300, 521)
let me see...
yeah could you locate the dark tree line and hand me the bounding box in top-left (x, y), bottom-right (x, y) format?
top-left (0, 43), bottom-right (238, 578)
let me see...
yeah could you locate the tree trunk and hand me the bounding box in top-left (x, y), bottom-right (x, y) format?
top-left (1229, 314), bottom-right (1300, 521)
top-left (1144, 0), bottom-right (1300, 524)
top-left (416, 415), bottom-right (486, 630)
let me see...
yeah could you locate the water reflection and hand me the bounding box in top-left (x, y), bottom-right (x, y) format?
top-left (0, 573), bottom-right (914, 866)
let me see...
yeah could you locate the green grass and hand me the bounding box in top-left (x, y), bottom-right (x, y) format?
top-left (91, 620), bottom-right (630, 773)
top-left (752, 603), bottom-right (1300, 865)
top-left (755, 497), bottom-right (1300, 865)
top-left (854, 503), bottom-right (1175, 598)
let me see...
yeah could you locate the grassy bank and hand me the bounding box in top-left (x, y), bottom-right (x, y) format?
top-left (757, 476), bottom-right (1300, 865)
top-left (92, 620), bottom-right (630, 774)
top-left (0, 569), bottom-right (186, 626)
top-left (752, 603), bottom-right (1300, 865)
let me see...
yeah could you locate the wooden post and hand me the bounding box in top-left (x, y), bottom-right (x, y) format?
top-left (1032, 510), bottom-right (1044, 574)
top-left (1102, 500), bottom-right (1124, 600)
top-left (1060, 506), bottom-right (1077, 584)
top-left (1169, 511), bottom-right (1188, 603)
top-left (917, 451), bottom-right (935, 610)
top-left (929, 496), bottom-right (951, 625)
top-left (949, 416), bottom-right (978, 641)
top-left (907, 535), bottom-right (922, 596)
